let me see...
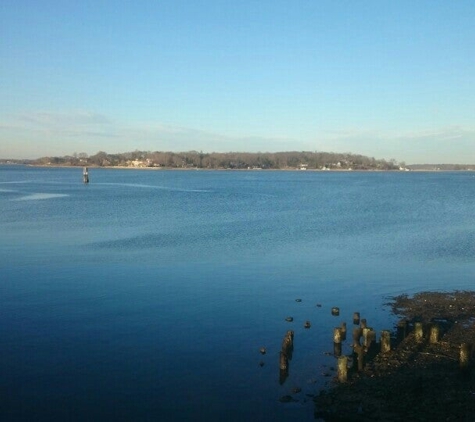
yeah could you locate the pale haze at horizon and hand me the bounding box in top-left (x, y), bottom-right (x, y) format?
top-left (1, 1), bottom-right (474, 164)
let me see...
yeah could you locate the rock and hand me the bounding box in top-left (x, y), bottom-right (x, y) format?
top-left (285, 316), bottom-right (294, 322)
top-left (278, 395), bottom-right (296, 403)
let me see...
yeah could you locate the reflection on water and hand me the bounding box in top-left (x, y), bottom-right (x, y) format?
top-left (12, 193), bottom-right (70, 201)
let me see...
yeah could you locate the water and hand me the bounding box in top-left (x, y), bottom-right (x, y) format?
top-left (1, 166), bottom-right (475, 421)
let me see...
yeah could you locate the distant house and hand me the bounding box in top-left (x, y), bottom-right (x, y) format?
top-left (128, 159), bottom-right (146, 167)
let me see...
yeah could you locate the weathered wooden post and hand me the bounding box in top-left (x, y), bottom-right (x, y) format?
top-left (353, 344), bottom-right (364, 371)
top-left (279, 351), bottom-right (288, 370)
top-left (397, 319), bottom-right (407, 341)
top-left (353, 327), bottom-right (362, 346)
top-left (380, 330), bottom-right (391, 353)
top-left (360, 318), bottom-right (367, 329)
top-left (340, 322), bottom-right (347, 341)
top-left (368, 330), bottom-right (376, 346)
top-left (337, 356), bottom-right (348, 382)
top-left (282, 330), bottom-right (294, 355)
top-left (414, 322), bottom-right (424, 342)
top-left (353, 312), bottom-right (360, 325)
top-left (334, 342), bottom-right (342, 357)
top-left (362, 328), bottom-right (373, 347)
top-left (429, 324), bottom-right (440, 344)
top-left (333, 327), bottom-right (342, 356)
top-left (331, 307), bottom-right (340, 316)
top-left (334, 327), bottom-right (342, 344)
top-left (460, 343), bottom-right (471, 372)
top-left (279, 351), bottom-right (289, 385)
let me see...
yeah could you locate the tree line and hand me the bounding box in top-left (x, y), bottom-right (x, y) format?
top-left (29, 150), bottom-right (403, 170)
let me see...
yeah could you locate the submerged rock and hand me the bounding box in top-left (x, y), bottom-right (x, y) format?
top-left (279, 395), bottom-right (297, 403)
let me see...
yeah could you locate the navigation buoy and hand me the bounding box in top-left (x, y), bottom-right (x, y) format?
top-left (83, 167), bottom-right (89, 184)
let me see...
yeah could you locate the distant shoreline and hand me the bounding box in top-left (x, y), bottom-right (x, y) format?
top-left (1, 163), bottom-right (473, 172)
top-left (26, 164), bottom-right (400, 172)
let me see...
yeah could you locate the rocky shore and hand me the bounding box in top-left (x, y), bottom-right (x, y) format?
top-left (314, 291), bottom-right (475, 421)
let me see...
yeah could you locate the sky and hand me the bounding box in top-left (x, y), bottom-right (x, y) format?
top-left (1, 1), bottom-right (474, 163)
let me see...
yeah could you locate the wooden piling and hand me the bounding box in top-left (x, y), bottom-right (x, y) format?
top-left (282, 331), bottom-right (294, 354)
top-left (397, 319), bottom-right (407, 341)
top-left (368, 330), bottom-right (376, 348)
top-left (337, 356), bottom-right (348, 382)
top-left (353, 344), bottom-right (364, 371)
top-left (429, 324), bottom-right (440, 344)
top-left (340, 322), bottom-right (347, 341)
top-left (362, 327), bottom-right (372, 347)
top-left (331, 307), bottom-right (340, 316)
top-left (353, 312), bottom-right (360, 325)
top-left (353, 327), bottom-right (362, 346)
top-left (333, 327), bottom-right (342, 344)
top-left (380, 330), bottom-right (391, 353)
top-left (334, 342), bottom-right (342, 357)
top-left (360, 318), bottom-right (367, 329)
top-left (279, 351), bottom-right (288, 370)
top-left (414, 322), bottom-right (424, 342)
top-left (460, 343), bottom-right (471, 371)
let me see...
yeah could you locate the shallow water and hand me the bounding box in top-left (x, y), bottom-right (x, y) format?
top-left (1, 166), bottom-right (475, 421)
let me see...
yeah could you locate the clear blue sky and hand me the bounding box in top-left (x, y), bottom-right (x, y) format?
top-left (1, 0), bottom-right (474, 163)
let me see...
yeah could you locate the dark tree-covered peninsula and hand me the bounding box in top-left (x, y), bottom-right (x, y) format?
top-left (4, 150), bottom-right (408, 170)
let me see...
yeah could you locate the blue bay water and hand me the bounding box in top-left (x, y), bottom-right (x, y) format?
top-left (1, 166), bottom-right (475, 421)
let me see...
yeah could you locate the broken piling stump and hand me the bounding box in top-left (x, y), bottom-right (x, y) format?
top-left (397, 319), bottom-right (408, 341)
top-left (337, 356), bottom-right (348, 382)
top-left (380, 330), bottom-right (391, 353)
top-left (460, 343), bottom-right (471, 372)
top-left (281, 330), bottom-right (294, 355)
top-left (353, 327), bottom-right (362, 346)
top-left (340, 322), bottom-right (347, 341)
top-left (429, 324), bottom-right (440, 344)
top-left (353, 344), bottom-right (364, 371)
top-left (333, 327), bottom-right (342, 344)
top-left (279, 351), bottom-right (288, 370)
top-left (414, 322), bottom-right (424, 342)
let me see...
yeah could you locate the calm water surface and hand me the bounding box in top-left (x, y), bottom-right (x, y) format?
top-left (1, 166), bottom-right (475, 421)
